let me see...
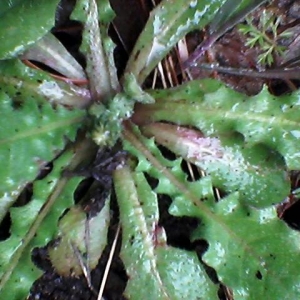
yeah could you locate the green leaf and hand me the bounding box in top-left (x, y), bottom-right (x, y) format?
top-left (48, 197), bottom-right (110, 276)
top-left (0, 0), bottom-right (60, 59)
top-left (0, 61), bottom-right (86, 210)
top-left (0, 60), bottom-right (90, 108)
top-left (123, 73), bottom-right (155, 104)
top-left (22, 33), bottom-right (86, 80)
top-left (0, 150), bottom-right (83, 300)
top-left (0, 0), bottom-right (23, 16)
top-left (135, 79), bottom-right (300, 170)
top-left (209, 0), bottom-right (267, 34)
top-left (124, 120), bottom-right (300, 299)
top-left (141, 122), bottom-right (289, 207)
top-left (71, 0), bottom-right (119, 102)
top-left (170, 192), bottom-right (300, 300)
top-left (124, 0), bottom-right (226, 84)
top-left (114, 165), bottom-right (218, 300)
top-left (0, 185), bottom-right (24, 222)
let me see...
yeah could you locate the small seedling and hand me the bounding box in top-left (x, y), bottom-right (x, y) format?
top-left (238, 9), bottom-right (292, 66)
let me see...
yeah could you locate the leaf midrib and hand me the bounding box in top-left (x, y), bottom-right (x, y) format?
top-left (152, 103), bottom-right (299, 128)
top-left (0, 116), bottom-right (83, 146)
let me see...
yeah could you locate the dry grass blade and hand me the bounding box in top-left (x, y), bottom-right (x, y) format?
top-left (70, 242), bottom-right (97, 295)
top-left (97, 225), bottom-right (121, 300)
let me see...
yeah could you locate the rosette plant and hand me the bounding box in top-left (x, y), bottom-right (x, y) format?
top-left (1, 0), bottom-right (300, 299)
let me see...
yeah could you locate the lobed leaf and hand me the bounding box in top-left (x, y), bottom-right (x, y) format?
top-left (0, 61), bottom-right (86, 213)
top-left (170, 192), bottom-right (300, 300)
top-left (141, 122), bottom-right (289, 207)
top-left (0, 151), bottom-right (83, 300)
top-left (123, 124), bottom-right (223, 214)
top-left (124, 124), bottom-right (300, 299)
top-left (114, 165), bottom-right (218, 300)
top-left (134, 78), bottom-right (300, 170)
